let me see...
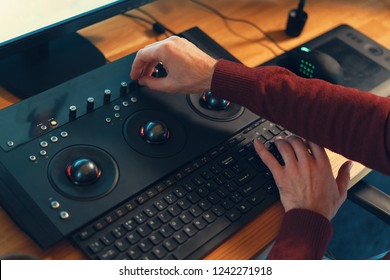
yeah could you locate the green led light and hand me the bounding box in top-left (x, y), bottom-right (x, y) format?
top-left (300, 46), bottom-right (311, 53)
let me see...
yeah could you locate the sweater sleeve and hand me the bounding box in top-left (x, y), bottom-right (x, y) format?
top-left (266, 209), bottom-right (333, 260)
top-left (210, 59), bottom-right (390, 175)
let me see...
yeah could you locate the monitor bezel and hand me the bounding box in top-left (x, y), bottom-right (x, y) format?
top-left (0, 0), bottom-right (154, 59)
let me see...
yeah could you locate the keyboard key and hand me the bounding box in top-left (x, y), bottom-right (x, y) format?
top-left (164, 193), bottom-right (178, 204)
top-left (226, 209), bottom-right (242, 222)
top-left (154, 199), bottom-right (168, 210)
top-left (126, 232), bottom-right (141, 245)
top-left (173, 186), bottom-right (187, 198)
top-left (144, 205), bottom-right (158, 217)
top-left (159, 225), bottom-right (174, 238)
top-left (179, 212), bottom-right (193, 224)
top-left (137, 224), bottom-right (152, 237)
top-left (78, 227), bottom-right (95, 240)
top-left (138, 239), bottom-right (153, 253)
top-left (195, 186), bottom-right (209, 198)
top-left (167, 205), bottom-right (182, 216)
top-left (163, 238), bottom-right (179, 252)
top-left (177, 198), bottom-right (192, 210)
top-left (88, 240), bottom-right (104, 254)
top-left (248, 189), bottom-right (267, 205)
top-left (112, 226), bottom-right (126, 239)
top-left (149, 232), bottom-right (164, 245)
top-left (134, 212), bottom-right (147, 224)
top-left (127, 247), bottom-right (142, 260)
top-left (183, 224), bottom-right (198, 237)
top-left (153, 246), bottom-right (168, 259)
top-left (193, 217), bottom-right (208, 230)
top-left (211, 205), bottom-right (226, 217)
top-left (158, 211), bottom-right (172, 223)
top-left (237, 201), bottom-right (253, 213)
top-left (147, 217), bottom-right (162, 230)
top-left (114, 239), bottom-right (130, 252)
top-left (169, 218), bottom-right (184, 231)
top-left (189, 205), bottom-right (202, 217)
top-left (173, 231), bottom-right (188, 244)
top-left (198, 199), bottom-right (212, 211)
top-left (99, 248), bottom-right (118, 260)
top-left (202, 211), bottom-right (217, 223)
top-left (234, 170), bottom-right (256, 186)
top-left (100, 233), bottom-right (115, 246)
top-left (173, 217), bottom-right (230, 259)
top-left (93, 220), bottom-right (107, 231)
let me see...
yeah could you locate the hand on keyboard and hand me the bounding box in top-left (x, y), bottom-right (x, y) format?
top-left (253, 135), bottom-right (352, 220)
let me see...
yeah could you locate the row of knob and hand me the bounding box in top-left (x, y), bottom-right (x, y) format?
top-left (68, 81), bottom-right (135, 121)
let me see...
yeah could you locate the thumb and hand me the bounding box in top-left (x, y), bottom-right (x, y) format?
top-left (335, 160), bottom-right (352, 197)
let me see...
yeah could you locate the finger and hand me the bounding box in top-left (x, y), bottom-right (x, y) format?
top-left (336, 160), bottom-right (352, 195)
top-left (306, 140), bottom-right (327, 161)
top-left (286, 135), bottom-right (313, 162)
top-left (273, 137), bottom-right (298, 166)
top-left (143, 63), bottom-right (160, 78)
top-left (253, 139), bottom-right (283, 176)
top-left (335, 161), bottom-right (352, 198)
top-left (130, 47), bottom-right (161, 80)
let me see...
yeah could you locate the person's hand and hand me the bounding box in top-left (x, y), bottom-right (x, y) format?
top-left (254, 135), bottom-right (352, 220)
top-left (130, 36), bottom-right (217, 94)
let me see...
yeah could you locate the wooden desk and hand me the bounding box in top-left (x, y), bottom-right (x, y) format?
top-left (1, 0), bottom-right (389, 260)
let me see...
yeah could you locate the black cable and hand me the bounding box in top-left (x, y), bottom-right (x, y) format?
top-left (122, 13), bottom-right (155, 25)
top-left (122, 10), bottom-right (177, 37)
top-left (190, 0), bottom-right (287, 54)
top-left (137, 8), bottom-right (177, 36)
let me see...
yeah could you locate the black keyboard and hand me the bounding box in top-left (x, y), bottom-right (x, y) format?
top-left (72, 119), bottom-right (288, 259)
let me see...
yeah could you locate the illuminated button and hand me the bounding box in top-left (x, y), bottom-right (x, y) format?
top-left (7, 141), bottom-right (14, 147)
top-left (50, 136), bottom-right (58, 143)
top-left (40, 141), bottom-right (48, 148)
top-left (50, 120), bottom-right (58, 127)
top-left (105, 118), bottom-right (112, 123)
top-left (113, 105), bottom-right (120, 111)
top-left (60, 211), bottom-right (70, 220)
top-left (130, 97), bottom-right (138, 103)
top-left (40, 150), bottom-right (47, 156)
top-left (60, 131), bottom-right (68, 138)
top-left (51, 201), bottom-right (60, 209)
top-left (114, 113), bottom-right (120, 119)
top-left (122, 101), bottom-right (129, 107)
top-left (40, 125), bottom-right (47, 131)
top-left (29, 155), bottom-right (37, 161)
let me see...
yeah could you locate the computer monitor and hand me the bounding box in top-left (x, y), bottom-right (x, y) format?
top-left (0, 0), bottom-right (154, 99)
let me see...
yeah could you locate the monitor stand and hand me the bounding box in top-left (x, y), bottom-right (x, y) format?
top-left (0, 33), bottom-right (106, 99)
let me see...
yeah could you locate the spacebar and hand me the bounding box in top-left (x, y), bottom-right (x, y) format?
top-left (173, 217), bottom-right (231, 259)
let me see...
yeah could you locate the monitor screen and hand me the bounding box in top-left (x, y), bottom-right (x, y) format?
top-left (0, 0), bottom-right (154, 99)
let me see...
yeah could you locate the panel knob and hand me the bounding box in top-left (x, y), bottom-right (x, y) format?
top-left (87, 97), bottom-right (95, 112)
top-left (104, 89), bottom-right (111, 105)
top-left (120, 82), bottom-right (128, 97)
top-left (69, 105), bottom-right (77, 121)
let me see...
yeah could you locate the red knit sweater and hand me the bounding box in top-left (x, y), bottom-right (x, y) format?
top-left (210, 59), bottom-right (390, 260)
